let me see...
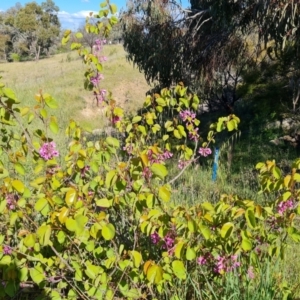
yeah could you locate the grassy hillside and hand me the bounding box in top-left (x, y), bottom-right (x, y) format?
top-left (0, 45), bottom-right (151, 129)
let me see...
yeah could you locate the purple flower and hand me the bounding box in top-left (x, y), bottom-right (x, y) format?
top-left (198, 147), bottom-right (212, 157)
top-left (112, 116), bottom-right (121, 124)
top-left (150, 232), bottom-right (160, 244)
top-left (123, 144), bottom-right (133, 155)
top-left (214, 255), bottom-right (241, 274)
top-left (214, 256), bottom-right (226, 274)
top-left (197, 256), bottom-right (207, 265)
top-left (189, 128), bottom-right (199, 141)
top-left (178, 159), bottom-right (189, 170)
top-left (179, 110), bottom-right (196, 123)
top-left (277, 199), bottom-right (294, 215)
top-left (2, 245), bottom-right (12, 255)
top-left (90, 73), bottom-right (104, 86)
top-left (6, 194), bottom-right (15, 210)
top-left (149, 150), bottom-right (173, 163)
top-left (39, 142), bottom-right (59, 160)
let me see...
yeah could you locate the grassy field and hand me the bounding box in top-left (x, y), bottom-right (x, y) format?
top-left (0, 45), bottom-right (151, 129)
top-left (1, 45), bottom-right (300, 298)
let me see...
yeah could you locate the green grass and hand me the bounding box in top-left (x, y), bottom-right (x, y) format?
top-left (0, 45), bottom-right (151, 130)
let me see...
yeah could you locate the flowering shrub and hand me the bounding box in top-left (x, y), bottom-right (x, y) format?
top-left (0, 1), bottom-right (298, 299)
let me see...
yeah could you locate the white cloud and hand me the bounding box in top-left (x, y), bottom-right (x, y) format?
top-left (81, 0), bottom-right (90, 2)
top-left (58, 10), bottom-right (98, 30)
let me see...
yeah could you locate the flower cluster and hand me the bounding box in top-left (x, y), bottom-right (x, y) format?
top-left (150, 232), bottom-right (160, 244)
top-left (198, 147), bottom-right (212, 157)
top-left (197, 254), bottom-right (241, 275)
top-left (179, 110), bottom-right (196, 123)
top-left (277, 199), bottom-right (294, 215)
top-left (150, 231), bottom-right (176, 254)
top-left (189, 127), bottom-right (199, 141)
top-left (90, 72), bottom-right (104, 87)
top-left (94, 89), bottom-right (107, 105)
top-left (2, 245), bottom-right (12, 255)
top-left (39, 141), bottom-right (59, 160)
top-left (178, 159), bottom-right (190, 170)
top-left (147, 149), bottom-right (173, 164)
top-left (123, 144), bottom-right (134, 155)
top-left (214, 255), bottom-right (240, 274)
top-left (6, 193), bottom-right (16, 210)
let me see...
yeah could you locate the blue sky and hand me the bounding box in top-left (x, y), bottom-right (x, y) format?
top-left (0, 1), bottom-right (190, 30)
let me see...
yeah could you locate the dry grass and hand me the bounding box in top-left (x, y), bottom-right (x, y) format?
top-left (0, 45), bottom-right (151, 129)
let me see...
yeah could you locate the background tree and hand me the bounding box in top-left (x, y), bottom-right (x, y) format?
top-left (121, 0), bottom-right (300, 114)
top-left (0, 1), bottom-right (61, 61)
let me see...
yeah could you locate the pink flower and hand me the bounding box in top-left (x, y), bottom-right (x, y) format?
top-left (90, 73), bottom-right (104, 86)
top-left (150, 232), bottom-right (160, 244)
top-left (112, 116), bottom-right (121, 124)
top-left (189, 127), bottom-right (199, 141)
top-left (277, 199), bottom-right (294, 215)
top-left (178, 159), bottom-right (189, 169)
top-left (6, 194), bottom-right (15, 210)
top-left (197, 256), bottom-right (207, 265)
top-left (2, 245), bottom-right (12, 255)
top-left (198, 147), bottom-right (212, 157)
top-left (123, 144), bottom-right (134, 155)
top-left (179, 110), bottom-right (196, 123)
top-left (39, 142), bottom-right (59, 160)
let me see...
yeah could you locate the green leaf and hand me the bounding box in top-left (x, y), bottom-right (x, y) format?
top-left (150, 163), bottom-right (168, 180)
top-left (12, 180), bottom-right (25, 193)
top-left (173, 129), bottom-right (182, 139)
top-left (109, 3), bottom-right (118, 14)
top-left (132, 116), bottom-right (142, 123)
top-left (100, 2), bottom-right (107, 8)
top-left (0, 255), bottom-right (11, 265)
top-left (3, 88), bottom-right (19, 103)
top-left (44, 94), bottom-right (58, 109)
top-left (14, 163), bottom-right (25, 175)
top-left (34, 198), bottom-right (50, 216)
top-left (245, 209), bottom-right (257, 229)
top-left (50, 118), bottom-right (59, 134)
top-left (62, 36), bottom-right (70, 45)
top-left (186, 247), bottom-right (196, 261)
top-left (172, 260), bottom-right (186, 280)
top-left (220, 222), bottom-right (234, 239)
top-left (106, 136), bottom-right (120, 148)
top-left (146, 265), bottom-right (163, 284)
top-left (85, 263), bottom-right (100, 280)
top-left (65, 188), bottom-right (78, 207)
top-left (102, 223), bottom-right (115, 240)
top-left (37, 225), bottom-right (51, 246)
top-left (241, 237), bottom-right (252, 251)
top-left (75, 32), bottom-right (83, 39)
top-left (199, 223), bottom-right (211, 239)
top-left (158, 186), bottom-right (171, 202)
top-left (96, 198), bottom-right (111, 208)
top-left (227, 119), bottom-right (236, 131)
top-left (4, 281), bottom-right (18, 297)
top-left (24, 234), bottom-right (36, 248)
top-left (130, 250), bottom-right (142, 268)
top-left (66, 215), bottom-right (88, 236)
top-left (30, 265), bottom-right (45, 284)
top-left (105, 170), bottom-right (117, 188)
